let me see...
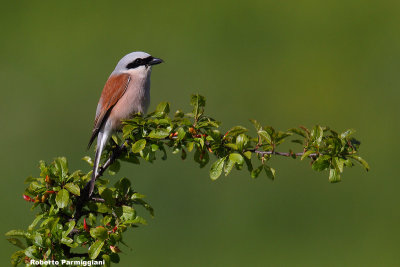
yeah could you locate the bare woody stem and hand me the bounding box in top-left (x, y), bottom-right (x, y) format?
top-left (250, 149), bottom-right (318, 158)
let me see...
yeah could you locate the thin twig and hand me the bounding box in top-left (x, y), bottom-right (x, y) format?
top-left (251, 149), bottom-right (319, 158)
top-left (91, 197), bottom-right (105, 203)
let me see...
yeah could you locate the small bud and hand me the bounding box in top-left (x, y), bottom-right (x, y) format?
top-left (83, 218), bottom-right (89, 232)
top-left (23, 195), bottom-right (33, 202)
top-left (189, 127), bottom-right (196, 134)
top-left (110, 245), bottom-right (121, 253)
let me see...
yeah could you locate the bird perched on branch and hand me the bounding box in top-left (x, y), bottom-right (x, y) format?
top-left (87, 51), bottom-right (163, 195)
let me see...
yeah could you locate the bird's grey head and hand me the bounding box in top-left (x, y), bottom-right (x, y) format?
top-left (111, 51), bottom-right (163, 75)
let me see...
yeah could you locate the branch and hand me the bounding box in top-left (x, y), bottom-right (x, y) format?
top-left (96, 141), bottom-right (129, 180)
top-left (251, 149), bottom-right (318, 158)
top-left (9, 94), bottom-right (369, 266)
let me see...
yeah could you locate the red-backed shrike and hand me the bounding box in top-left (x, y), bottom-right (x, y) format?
top-left (87, 51), bottom-right (163, 195)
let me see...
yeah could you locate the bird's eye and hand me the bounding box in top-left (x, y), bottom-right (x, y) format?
top-left (135, 58), bottom-right (142, 64)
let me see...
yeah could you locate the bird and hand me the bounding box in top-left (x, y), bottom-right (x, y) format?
top-left (87, 51), bottom-right (163, 196)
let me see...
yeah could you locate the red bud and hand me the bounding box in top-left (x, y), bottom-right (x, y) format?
top-left (83, 218), bottom-right (89, 232)
top-left (23, 195), bottom-right (33, 202)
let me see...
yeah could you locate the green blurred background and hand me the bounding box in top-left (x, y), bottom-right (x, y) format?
top-left (1, 1), bottom-right (399, 266)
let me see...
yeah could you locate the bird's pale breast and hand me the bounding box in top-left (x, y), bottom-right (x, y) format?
top-left (108, 69), bottom-right (151, 130)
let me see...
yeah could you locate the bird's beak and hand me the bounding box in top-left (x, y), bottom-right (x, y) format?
top-left (149, 57), bottom-right (164, 65)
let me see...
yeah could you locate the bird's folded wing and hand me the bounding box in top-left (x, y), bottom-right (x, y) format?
top-left (88, 73), bottom-right (131, 149)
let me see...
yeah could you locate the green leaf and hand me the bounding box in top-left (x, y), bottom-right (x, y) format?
top-left (332, 157), bottom-right (344, 173)
top-left (229, 153), bottom-right (244, 165)
top-left (25, 245), bottom-right (39, 259)
top-left (251, 165), bottom-right (263, 178)
top-left (210, 157), bottom-right (227, 180)
top-left (186, 142), bottom-right (195, 152)
top-left (155, 101), bottom-right (170, 114)
top-left (348, 155), bottom-right (370, 171)
top-left (28, 215), bottom-right (44, 231)
top-left (32, 232), bottom-right (43, 247)
top-left (236, 134), bottom-right (248, 151)
top-left (108, 160), bottom-right (121, 175)
top-left (291, 139), bottom-right (304, 145)
top-left (87, 202), bottom-right (111, 213)
top-left (100, 188), bottom-right (116, 205)
top-left (181, 149), bottom-right (187, 160)
top-left (190, 94), bottom-right (206, 118)
top-left (90, 227), bottom-right (108, 241)
top-left (103, 254), bottom-right (111, 267)
top-left (258, 130), bottom-right (272, 144)
top-left (54, 157), bottom-right (68, 179)
top-left (224, 143), bottom-right (238, 150)
top-left (249, 119), bottom-right (262, 131)
top-left (312, 155), bottom-right (331, 171)
top-left (115, 177), bottom-right (131, 195)
top-left (264, 165), bottom-right (276, 180)
top-left (64, 183), bottom-right (80, 196)
top-left (121, 205), bottom-right (136, 221)
top-left (148, 128), bottom-right (171, 139)
top-left (122, 124), bottom-right (137, 139)
top-left (88, 240), bottom-right (104, 259)
top-left (194, 149), bottom-right (209, 168)
top-left (111, 134), bottom-right (119, 145)
top-left (177, 127), bottom-right (187, 140)
top-left (225, 126), bottom-right (248, 138)
top-left (6, 238), bottom-right (26, 249)
top-left (340, 129), bottom-right (356, 139)
top-left (132, 139), bottom-right (146, 153)
top-left (39, 160), bottom-right (48, 178)
top-left (61, 237), bottom-right (76, 247)
top-left (311, 125), bottom-right (324, 145)
top-left (243, 151), bottom-right (251, 159)
top-left (124, 217), bottom-right (148, 225)
top-left (10, 250), bottom-right (25, 267)
top-left (131, 192), bottom-right (146, 200)
top-left (301, 150), bottom-right (315, 160)
top-left (174, 109), bottom-right (184, 118)
top-left (329, 168), bottom-right (341, 183)
top-left (288, 128), bottom-right (306, 138)
top-left (55, 189), bottom-right (69, 208)
top-left (224, 158), bottom-right (235, 176)
top-left (76, 234), bottom-right (89, 245)
top-left (110, 253), bottom-right (121, 263)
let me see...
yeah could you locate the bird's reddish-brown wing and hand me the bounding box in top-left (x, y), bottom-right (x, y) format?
top-left (88, 73), bottom-right (131, 149)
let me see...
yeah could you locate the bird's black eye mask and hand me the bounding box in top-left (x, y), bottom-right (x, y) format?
top-left (126, 56), bottom-right (154, 69)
